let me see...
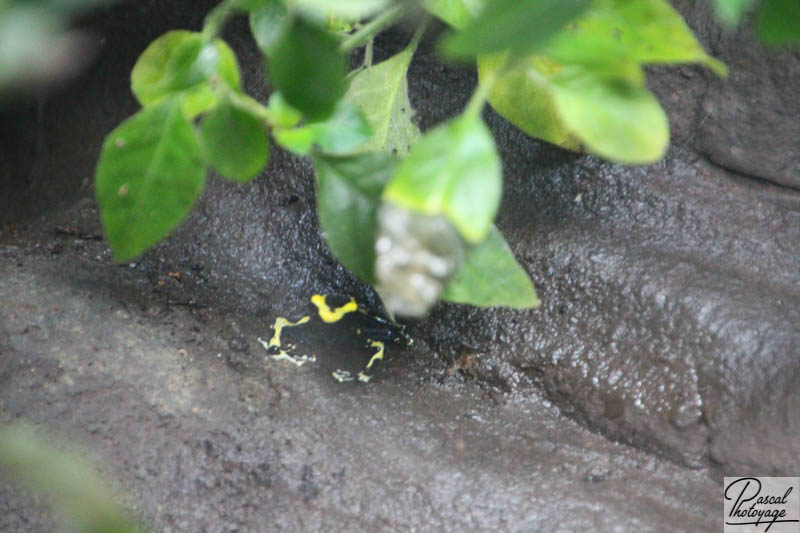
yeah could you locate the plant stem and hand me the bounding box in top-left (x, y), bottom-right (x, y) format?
top-left (202, 0), bottom-right (237, 42)
top-left (340, 4), bottom-right (405, 53)
top-left (405, 14), bottom-right (430, 54)
top-left (463, 76), bottom-right (492, 118)
top-left (363, 38), bottom-right (374, 68)
top-left (228, 90), bottom-right (277, 128)
top-left (463, 53), bottom-right (511, 118)
top-left (212, 81), bottom-right (279, 129)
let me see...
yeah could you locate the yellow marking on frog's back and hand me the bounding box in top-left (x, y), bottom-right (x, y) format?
top-left (311, 294), bottom-right (357, 323)
top-left (269, 316), bottom-right (310, 347)
top-left (365, 340), bottom-right (385, 370)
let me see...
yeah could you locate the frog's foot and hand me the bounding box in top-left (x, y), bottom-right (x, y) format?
top-left (332, 369), bottom-right (355, 383)
top-left (257, 337), bottom-right (316, 367)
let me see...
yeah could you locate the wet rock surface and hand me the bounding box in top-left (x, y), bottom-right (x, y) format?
top-left (0, 243), bottom-right (719, 531)
top-left (658, 1), bottom-right (800, 191)
top-left (1, 0), bottom-right (798, 530)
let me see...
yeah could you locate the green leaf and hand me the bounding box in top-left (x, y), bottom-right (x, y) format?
top-left (344, 49), bottom-right (421, 156)
top-left (551, 68), bottom-right (669, 163)
top-left (95, 97), bottom-right (205, 262)
top-left (273, 100), bottom-right (371, 155)
top-left (442, 226), bottom-right (538, 308)
top-left (249, 0), bottom-right (290, 55)
top-left (0, 425), bottom-right (144, 533)
top-left (539, 10), bottom-right (646, 82)
top-left (198, 97), bottom-right (269, 182)
top-left (606, 0), bottom-right (726, 74)
top-left (265, 91), bottom-right (302, 128)
top-left (267, 18), bottom-right (346, 120)
top-left (481, 53), bottom-right (668, 163)
top-left (382, 114), bottom-right (501, 243)
top-left (479, 53), bottom-right (583, 152)
top-left (179, 85), bottom-right (222, 119)
top-left (313, 153), bottom-right (399, 283)
top-left (442, 0), bottom-right (591, 57)
top-left (542, 0), bottom-right (726, 77)
top-left (308, 100), bottom-right (372, 154)
top-left (757, 0), bottom-right (800, 45)
top-left (274, 127), bottom-right (315, 154)
top-left (289, 0), bottom-right (388, 20)
top-left (131, 31), bottom-right (241, 109)
top-left (420, 0), bottom-right (484, 30)
top-left (478, 0), bottom-right (723, 163)
top-left (711, 0), bottom-right (755, 27)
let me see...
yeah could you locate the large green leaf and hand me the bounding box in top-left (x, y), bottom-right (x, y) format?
top-left (609, 0), bottom-right (713, 65)
top-left (539, 8), bottom-right (647, 82)
top-left (313, 153), bottom-right (399, 283)
top-left (551, 68), bottom-right (669, 163)
top-left (757, 0), bottom-right (800, 45)
top-left (474, 0), bottom-right (725, 164)
top-left (482, 56), bottom-right (668, 163)
top-left (267, 18), bottom-right (346, 120)
top-left (420, 0), bottom-right (484, 30)
top-left (197, 97), bottom-right (270, 182)
top-left (479, 53), bottom-right (583, 152)
top-left (541, 0), bottom-right (726, 76)
top-left (249, 0), bottom-right (290, 56)
top-left (344, 49), bottom-right (420, 156)
top-left (95, 97), bottom-right (205, 262)
top-left (476, 0), bottom-right (725, 164)
top-left (442, 0), bottom-right (591, 57)
top-left (131, 30), bottom-right (241, 112)
top-left (382, 114), bottom-right (501, 243)
top-left (442, 226), bottom-right (538, 308)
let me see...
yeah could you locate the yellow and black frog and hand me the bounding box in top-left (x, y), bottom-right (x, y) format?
top-left (257, 294), bottom-right (412, 383)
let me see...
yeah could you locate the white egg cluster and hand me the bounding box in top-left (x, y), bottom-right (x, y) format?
top-left (375, 203), bottom-right (465, 317)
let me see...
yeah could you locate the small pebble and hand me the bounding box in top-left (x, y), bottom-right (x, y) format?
top-left (228, 336), bottom-right (249, 353)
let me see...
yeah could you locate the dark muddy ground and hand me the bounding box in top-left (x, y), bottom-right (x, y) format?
top-left (1, 0), bottom-right (798, 531)
top-left (0, 211), bottom-right (718, 531)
